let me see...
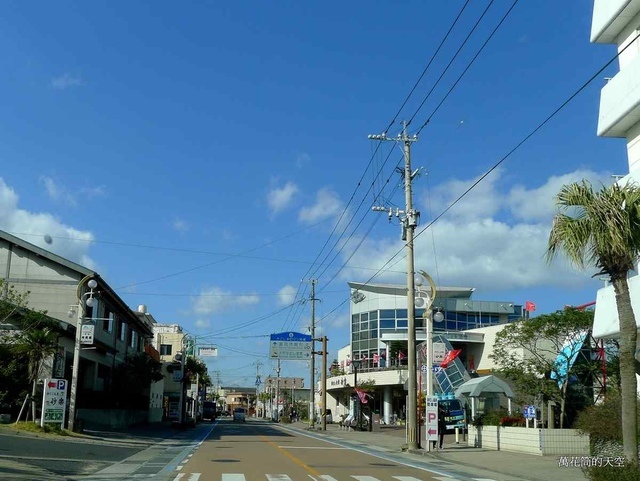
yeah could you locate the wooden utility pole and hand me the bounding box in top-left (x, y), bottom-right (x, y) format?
top-left (321, 336), bottom-right (328, 431)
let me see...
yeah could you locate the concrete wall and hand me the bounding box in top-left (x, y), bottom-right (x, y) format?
top-left (78, 408), bottom-right (149, 429)
top-left (468, 425), bottom-right (590, 456)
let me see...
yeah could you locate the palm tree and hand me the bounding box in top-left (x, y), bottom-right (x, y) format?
top-left (547, 180), bottom-right (639, 463)
top-left (12, 324), bottom-right (59, 422)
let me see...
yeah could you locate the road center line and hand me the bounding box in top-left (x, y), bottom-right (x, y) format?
top-left (277, 446), bottom-right (346, 450)
top-left (260, 435), bottom-right (321, 477)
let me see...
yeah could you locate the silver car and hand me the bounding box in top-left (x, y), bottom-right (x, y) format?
top-left (233, 407), bottom-right (246, 422)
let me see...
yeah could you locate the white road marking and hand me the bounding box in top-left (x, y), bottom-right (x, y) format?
top-left (173, 474), bottom-right (185, 481)
top-left (266, 476), bottom-right (292, 481)
top-left (392, 477), bottom-right (423, 481)
top-left (352, 477), bottom-right (381, 481)
top-left (280, 446), bottom-right (347, 449)
top-left (316, 476), bottom-right (339, 481)
top-left (188, 474), bottom-right (201, 481)
top-left (221, 475), bottom-right (247, 481)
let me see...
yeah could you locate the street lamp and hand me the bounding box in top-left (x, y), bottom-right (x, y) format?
top-left (68, 276), bottom-right (98, 432)
top-left (351, 357), bottom-right (362, 430)
top-left (415, 270), bottom-right (444, 451)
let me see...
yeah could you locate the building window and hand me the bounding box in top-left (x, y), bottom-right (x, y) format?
top-left (117, 320), bottom-right (126, 341)
top-left (160, 344), bottom-right (172, 356)
top-left (129, 330), bottom-right (137, 348)
top-left (380, 309), bottom-right (395, 320)
top-left (103, 311), bottom-right (114, 333)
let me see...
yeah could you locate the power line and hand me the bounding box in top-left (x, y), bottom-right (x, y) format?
top-left (385, 0), bottom-right (472, 132)
top-left (407, 0), bottom-right (497, 127)
top-left (417, 0), bottom-right (519, 134)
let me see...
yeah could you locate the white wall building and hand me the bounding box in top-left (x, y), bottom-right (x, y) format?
top-left (319, 282), bottom-right (521, 426)
top-left (590, 1), bottom-right (640, 380)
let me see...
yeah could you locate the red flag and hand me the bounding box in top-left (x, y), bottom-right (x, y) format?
top-left (398, 351), bottom-right (406, 361)
top-left (356, 388), bottom-right (368, 404)
top-left (373, 353), bottom-right (380, 364)
top-left (361, 353), bottom-right (368, 361)
top-left (525, 300), bottom-right (536, 312)
top-left (346, 358), bottom-right (351, 366)
top-left (440, 349), bottom-right (462, 368)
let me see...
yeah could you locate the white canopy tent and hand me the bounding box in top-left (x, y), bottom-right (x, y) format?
top-left (454, 375), bottom-right (514, 420)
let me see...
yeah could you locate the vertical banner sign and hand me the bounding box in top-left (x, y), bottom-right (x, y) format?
top-left (52, 347), bottom-right (65, 378)
top-left (41, 379), bottom-right (67, 425)
top-left (425, 396), bottom-right (439, 444)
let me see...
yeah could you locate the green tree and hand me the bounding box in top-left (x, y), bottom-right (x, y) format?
top-left (1, 280), bottom-right (60, 421)
top-left (0, 279), bottom-right (31, 324)
top-left (112, 352), bottom-right (163, 407)
top-left (490, 309), bottom-right (594, 428)
top-left (547, 180), bottom-right (640, 463)
top-left (12, 320), bottom-right (59, 421)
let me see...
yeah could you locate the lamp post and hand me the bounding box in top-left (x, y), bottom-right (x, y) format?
top-left (351, 358), bottom-right (361, 430)
top-left (68, 276), bottom-right (98, 432)
top-left (415, 270), bottom-right (444, 451)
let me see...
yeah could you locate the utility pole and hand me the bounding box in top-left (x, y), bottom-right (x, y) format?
top-left (275, 359), bottom-right (281, 422)
top-left (370, 122), bottom-right (420, 450)
top-left (320, 336), bottom-right (328, 431)
top-left (309, 279), bottom-right (317, 429)
top-left (255, 361), bottom-right (262, 418)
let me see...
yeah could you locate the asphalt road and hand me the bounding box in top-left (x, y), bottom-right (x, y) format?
top-left (0, 430), bottom-right (148, 479)
top-left (178, 419), bottom-right (454, 481)
top-left (0, 419), bottom-right (515, 481)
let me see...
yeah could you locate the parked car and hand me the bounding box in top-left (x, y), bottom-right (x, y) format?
top-left (233, 407), bottom-right (246, 422)
top-left (202, 401), bottom-right (216, 421)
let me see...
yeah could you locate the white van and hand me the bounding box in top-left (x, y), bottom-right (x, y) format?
top-left (233, 407), bottom-right (246, 422)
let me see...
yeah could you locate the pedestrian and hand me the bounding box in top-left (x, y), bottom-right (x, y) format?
top-left (437, 404), bottom-right (448, 449)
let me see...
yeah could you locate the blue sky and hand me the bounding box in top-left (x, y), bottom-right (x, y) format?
top-left (0, 1), bottom-right (629, 387)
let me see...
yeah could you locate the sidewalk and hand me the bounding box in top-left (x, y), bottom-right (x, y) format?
top-left (285, 421), bottom-right (588, 481)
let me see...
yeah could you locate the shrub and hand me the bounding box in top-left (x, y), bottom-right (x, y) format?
top-left (583, 463), bottom-right (640, 481)
top-left (500, 416), bottom-right (525, 427)
top-left (574, 394), bottom-right (623, 444)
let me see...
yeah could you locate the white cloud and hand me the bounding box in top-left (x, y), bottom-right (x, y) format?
top-left (195, 319), bottom-right (211, 329)
top-left (0, 177), bottom-right (96, 268)
top-left (172, 217), bottom-right (190, 233)
top-left (296, 152), bottom-right (311, 168)
top-left (40, 176), bottom-right (77, 206)
top-left (277, 284), bottom-right (297, 306)
top-left (81, 185), bottom-right (107, 198)
top-left (299, 187), bottom-right (343, 224)
top-left (508, 169), bottom-right (612, 222)
top-left (267, 181), bottom-right (299, 215)
top-left (192, 286), bottom-right (260, 315)
top-left (340, 168), bottom-right (610, 293)
top-left (51, 73), bottom-right (83, 90)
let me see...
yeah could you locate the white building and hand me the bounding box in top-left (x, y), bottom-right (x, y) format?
top-left (590, 1), bottom-right (640, 377)
top-left (320, 282), bottom-right (522, 425)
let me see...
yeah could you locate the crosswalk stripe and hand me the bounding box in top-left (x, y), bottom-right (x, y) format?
top-left (179, 474), bottom-right (498, 481)
top-left (317, 476), bottom-right (339, 481)
top-left (222, 475), bottom-right (247, 481)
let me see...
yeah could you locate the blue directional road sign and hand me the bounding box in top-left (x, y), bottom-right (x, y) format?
top-left (269, 331), bottom-right (313, 360)
top-left (523, 405), bottom-right (537, 419)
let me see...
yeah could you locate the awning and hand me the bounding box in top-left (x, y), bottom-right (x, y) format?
top-left (453, 374), bottom-right (514, 398)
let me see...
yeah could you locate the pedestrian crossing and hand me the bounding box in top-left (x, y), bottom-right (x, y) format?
top-left (172, 474), bottom-right (499, 481)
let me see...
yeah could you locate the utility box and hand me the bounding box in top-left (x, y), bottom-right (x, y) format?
top-left (371, 413), bottom-right (381, 432)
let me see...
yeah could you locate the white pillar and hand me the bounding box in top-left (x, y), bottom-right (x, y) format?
top-left (383, 386), bottom-right (393, 424)
top-left (507, 398), bottom-right (512, 415)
